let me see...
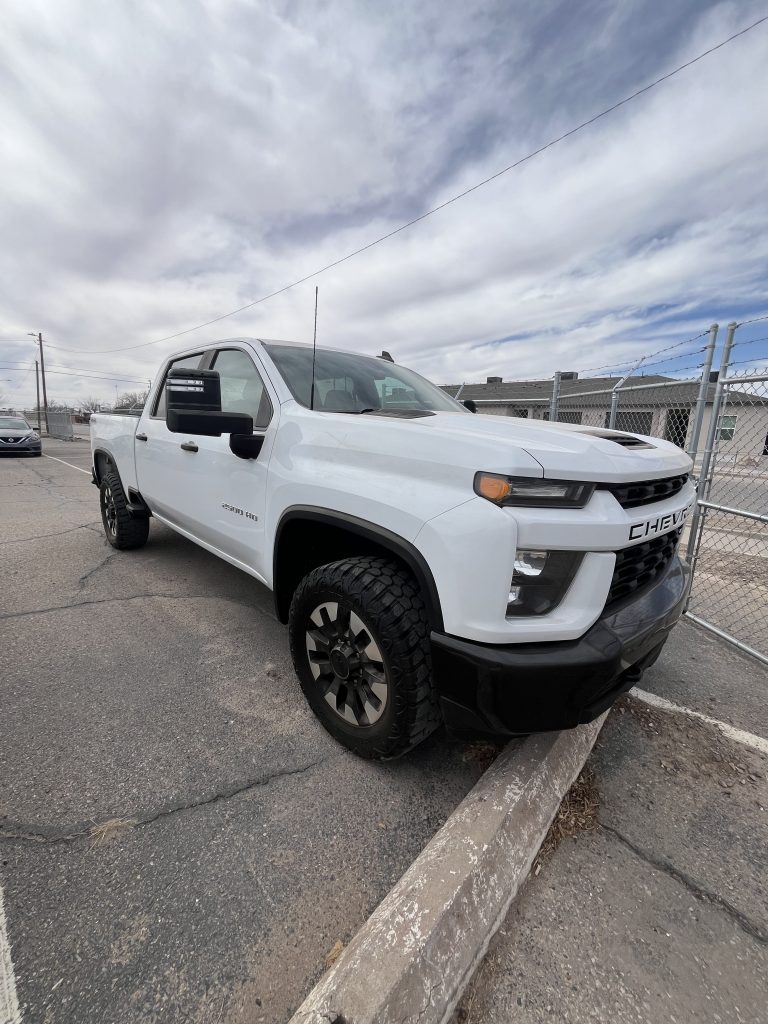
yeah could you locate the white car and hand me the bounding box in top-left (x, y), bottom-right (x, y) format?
top-left (90, 339), bottom-right (694, 758)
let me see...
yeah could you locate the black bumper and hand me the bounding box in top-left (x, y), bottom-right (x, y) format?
top-left (0, 443), bottom-right (41, 455)
top-left (431, 555), bottom-right (691, 738)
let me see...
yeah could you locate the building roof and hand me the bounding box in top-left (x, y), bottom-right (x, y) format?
top-left (440, 375), bottom-right (768, 408)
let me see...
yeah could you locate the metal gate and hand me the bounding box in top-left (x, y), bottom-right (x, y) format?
top-left (544, 319), bottom-right (767, 665)
top-left (686, 366), bottom-right (768, 665)
top-left (46, 411), bottom-right (74, 440)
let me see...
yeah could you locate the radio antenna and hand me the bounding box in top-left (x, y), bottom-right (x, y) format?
top-left (310, 286), bottom-right (319, 410)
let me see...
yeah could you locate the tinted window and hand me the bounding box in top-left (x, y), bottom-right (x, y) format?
top-left (0, 417), bottom-right (30, 430)
top-left (211, 349), bottom-right (272, 428)
top-left (263, 344), bottom-right (465, 415)
top-left (153, 353), bottom-right (204, 418)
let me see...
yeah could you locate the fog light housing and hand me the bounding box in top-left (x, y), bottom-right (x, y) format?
top-left (506, 550), bottom-right (584, 617)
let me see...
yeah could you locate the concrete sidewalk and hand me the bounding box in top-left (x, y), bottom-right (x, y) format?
top-left (456, 625), bottom-right (768, 1023)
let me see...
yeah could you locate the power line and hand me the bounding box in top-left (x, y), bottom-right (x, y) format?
top-left (45, 14), bottom-right (768, 358)
top-left (0, 364), bottom-right (150, 386)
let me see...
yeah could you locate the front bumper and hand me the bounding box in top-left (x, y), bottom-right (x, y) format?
top-left (0, 439), bottom-right (42, 455)
top-left (431, 554), bottom-right (691, 737)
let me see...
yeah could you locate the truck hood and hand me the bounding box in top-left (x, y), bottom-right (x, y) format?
top-left (398, 411), bottom-right (693, 482)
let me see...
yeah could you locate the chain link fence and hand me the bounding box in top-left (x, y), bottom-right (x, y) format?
top-left (544, 320), bottom-right (768, 664)
top-left (685, 363), bottom-right (768, 662)
top-left (46, 410), bottom-right (75, 440)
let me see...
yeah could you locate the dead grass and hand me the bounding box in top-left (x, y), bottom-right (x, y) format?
top-left (533, 767), bottom-right (599, 873)
top-left (461, 741), bottom-right (502, 774)
top-left (88, 817), bottom-right (138, 848)
top-left (325, 939), bottom-right (345, 969)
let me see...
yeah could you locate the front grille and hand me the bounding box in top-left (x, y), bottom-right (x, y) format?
top-left (600, 473), bottom-right (689, 510)
top-left (605, 528), bottom-right (682, 610)
top-left (1, 436), bottom-right (24, 444)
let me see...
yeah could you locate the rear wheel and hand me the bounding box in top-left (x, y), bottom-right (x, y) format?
top-left (288, 556), bottom-right (440, 759)
top-left (99, 468), bottom-right (149, 550)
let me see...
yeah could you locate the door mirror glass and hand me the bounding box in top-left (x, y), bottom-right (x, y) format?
top-left (463, 399), bottom-right (477, 413)
top-left (166, 368), bottom-right (222, 414)
top-left (165, 367), bottom-right (252, 435)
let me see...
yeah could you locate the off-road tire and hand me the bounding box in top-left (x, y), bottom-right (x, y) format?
top-left (288, 556), bottom-right (441, 759)
top-left (99, 468), bottom-right (149, 550)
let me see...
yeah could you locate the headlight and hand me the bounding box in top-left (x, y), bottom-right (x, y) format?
top-left (506, 549), bottom-right (584, 617)
top-left (474, 473), bottom-right (594, 508)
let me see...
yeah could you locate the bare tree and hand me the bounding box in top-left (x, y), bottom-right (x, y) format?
top-left (81, 395), bottom-right (103, 413)
top-left (114, 389), bottom-right (149, 410)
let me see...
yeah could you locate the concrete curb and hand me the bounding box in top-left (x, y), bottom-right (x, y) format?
top-left (290, 715), bottom-right (607, 1024)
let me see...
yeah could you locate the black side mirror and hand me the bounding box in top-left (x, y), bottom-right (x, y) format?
top-left (166, 368), bottom-right (253, 436)
top-left (463, 399), bottom-right (477, 414)
top-left (230, 434), bottom-right (265, 460)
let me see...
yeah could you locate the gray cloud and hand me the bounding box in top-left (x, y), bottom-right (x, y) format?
top-left (1, 0), bottom-right (767, 408)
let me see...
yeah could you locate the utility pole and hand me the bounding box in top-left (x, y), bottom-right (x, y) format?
top-left (28, 332), bottom-right (48, 433)
top-left (35, 359), bottom-right (41, 431)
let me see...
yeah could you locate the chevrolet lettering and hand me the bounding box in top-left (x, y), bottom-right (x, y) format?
top-left (90, 338), bottom-right (694, 759)
top-left (629, 503), bottom-right (692, 541)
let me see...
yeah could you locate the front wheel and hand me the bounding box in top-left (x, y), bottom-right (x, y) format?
top-left (288, 556), bottom-right (441, 759)
top-left (99, 468), bottom-right (149, 550)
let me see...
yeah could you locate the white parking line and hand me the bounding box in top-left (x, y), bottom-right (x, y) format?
top-left (632, 687), bottom-right (768, 756)
top-left (0, 886), bottom-right (21, 1024)
top-left (42, 454), bottom-right (90, 475)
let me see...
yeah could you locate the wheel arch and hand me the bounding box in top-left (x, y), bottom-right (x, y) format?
top-left (92, 447), bottom-right (114, 484)
top-left (92, 450), bottom-right (151, 516)
top-left (273, 507), bottom-right (443, 631)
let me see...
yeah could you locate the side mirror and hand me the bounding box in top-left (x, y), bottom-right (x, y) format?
top-left (463, 399), bottom-right (477, 414)
top-left (168, 409), bottom-right (253, 436)
top-left (165, 368), bottom-right (253, 437)
top-left (230, 434), bottom-right (265, 460)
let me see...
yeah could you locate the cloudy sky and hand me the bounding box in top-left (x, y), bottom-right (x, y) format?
top-left (1, 0), bottom-right (767, 409)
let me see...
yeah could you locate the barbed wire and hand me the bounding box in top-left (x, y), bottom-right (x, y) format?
top-left (576, 331), bottom-right (710, 376)
top-left (724, 357), bottom-right (768, 369)
top-left (731, 333), bottom-right (768, 348)
top-left (736, 313), bottom-right (768, 327)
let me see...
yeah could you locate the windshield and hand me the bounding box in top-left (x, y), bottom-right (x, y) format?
top-left (0, 417), bottom-right (31, 430)
top-left (263, 344), bottom-right (465, 416)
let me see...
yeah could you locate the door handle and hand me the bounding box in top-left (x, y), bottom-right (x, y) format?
top-left (136, 433), bottom-right (148, 442)
top-left (180, 441), bottom-right (199, 452)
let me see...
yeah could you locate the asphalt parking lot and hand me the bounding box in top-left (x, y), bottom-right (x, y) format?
top-left (0, 440), bottom-right (484, 1023)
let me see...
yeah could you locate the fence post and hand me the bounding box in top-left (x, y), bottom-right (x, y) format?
top-left (608, 357), bottom-right (645, 429)
top-left (608, 388), bottom-right (619, 430)
top-left (686, 321), bottom-right (737, 561)
top-left (549, 371), bottom-right (561, 422)
top-left (686, 323), bottom-right (718, 463)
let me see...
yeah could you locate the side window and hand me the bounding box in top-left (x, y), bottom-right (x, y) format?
top-left (718, 414), bottom-right (737, 442)
top-left (211, 349), bottom-right (273, 429)
top-left (153, 353), bottom-right (204, 418)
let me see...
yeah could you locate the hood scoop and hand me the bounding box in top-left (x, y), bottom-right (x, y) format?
top-left (574, 429), bottom-right (656, 450)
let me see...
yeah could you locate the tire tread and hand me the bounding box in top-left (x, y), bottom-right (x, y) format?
top-left (289, 556), bottom-right (441, 759)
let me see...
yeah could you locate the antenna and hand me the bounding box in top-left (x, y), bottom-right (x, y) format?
top-left (310, 286), bottom-right (319, 410)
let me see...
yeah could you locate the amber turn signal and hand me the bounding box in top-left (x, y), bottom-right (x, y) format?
top-left (475, 473), bottom-right (512, 502)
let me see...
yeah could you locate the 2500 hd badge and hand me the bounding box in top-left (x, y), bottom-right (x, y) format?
top-left (629, 502), bottom-right (692, 540)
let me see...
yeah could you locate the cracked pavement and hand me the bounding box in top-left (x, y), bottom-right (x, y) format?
top-left (1, 443), bottom-right (482, 1023)
top-left (456, 623), bottom-right (768, 1023)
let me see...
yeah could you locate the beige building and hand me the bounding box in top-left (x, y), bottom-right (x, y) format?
top-left (442, 374), bottom-right (768, 465)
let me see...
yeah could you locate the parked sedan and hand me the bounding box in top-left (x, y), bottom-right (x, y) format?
top-left (0, 416), bottom-right (42, 456)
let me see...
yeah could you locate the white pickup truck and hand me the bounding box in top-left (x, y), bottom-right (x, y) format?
top-left (90, 338), bottom-right (694, 758)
